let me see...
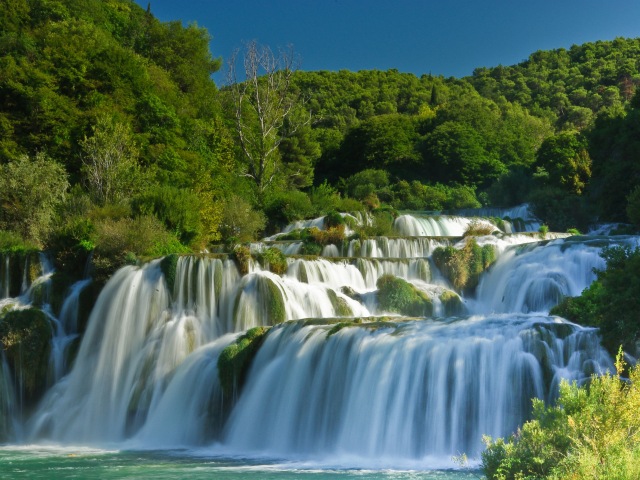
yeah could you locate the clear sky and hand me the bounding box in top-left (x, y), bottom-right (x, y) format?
top-left (137, 0), bottom-right (640, 85)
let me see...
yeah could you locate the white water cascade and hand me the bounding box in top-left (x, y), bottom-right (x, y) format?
top-left (0, 210), bottom-right (634, 466)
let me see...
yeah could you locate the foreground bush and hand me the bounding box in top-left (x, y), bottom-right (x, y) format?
top-left (482, 352), bottom-right (640, 479)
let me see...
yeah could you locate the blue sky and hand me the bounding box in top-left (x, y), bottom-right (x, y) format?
top-left (138, 0), bottom-right (640, 85)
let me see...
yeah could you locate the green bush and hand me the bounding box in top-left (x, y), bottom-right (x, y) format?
top-left (258, 247), bottom-right (288, 275)
top-left (433, 239), bottom-right (496, 292)
top-left (219, 195), bottom-right (266, 244)
top-left (263, 190), bottom-right (314, 229)
top-left (132, 185), bottom-right (202, 246)
top-left (91, 215), bottom-right (188, 280)
top-left (482, 352), bottom-right (640, 480)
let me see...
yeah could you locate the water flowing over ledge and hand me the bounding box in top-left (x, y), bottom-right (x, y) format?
top-left (1, 209), bottom-right (638, 470)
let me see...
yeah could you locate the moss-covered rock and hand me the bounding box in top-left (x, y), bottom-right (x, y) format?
top-left (376, 274), bottom-right (433, 317)
top-left (432, 239), bottom-right (496, 293)
top-left (327, 289), bottom-right (353, 317)
top-left (263, 277), bottom-right (286, 325)
top-left (218, 326), bottom-right (269, 400)
top-left (160, 253), bottom-right (179, 293)
top-left (0, 308), bottom-right (52, 406)
top-left (439, 290), bottom-right (464, 316)
top-left (232, 245), bottom-right (252, 275)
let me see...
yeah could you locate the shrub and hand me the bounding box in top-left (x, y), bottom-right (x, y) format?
top-left (309, 225), bottom-right (346, 246)
top-left (219, 195), bottom-right (266, 243)
top-left (263, 190), bottom-right (314, 228)
top-left (258, 247), bottom-right (288, 275)
top-left (91, 215), bottom-right (187, 280)
top-left (433, 239), bottom-right (496, 292)
top-left (132, 185), bottom-right (202, 246)
top-left (0, 152), bottom-right (69, 246)
top-left (463, 220), bottom-right (496, 237)
top-left (482, 351), bottom-right (640, 480)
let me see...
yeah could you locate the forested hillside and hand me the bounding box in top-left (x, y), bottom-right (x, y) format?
top-left (1, 0), bottom-right (640, 271)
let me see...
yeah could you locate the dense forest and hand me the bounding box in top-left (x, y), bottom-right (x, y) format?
top-left (2, 0), bottom-right (640, 269)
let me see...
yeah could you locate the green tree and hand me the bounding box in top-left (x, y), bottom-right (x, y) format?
top-left (0, 152), bottom-right (69, 245)
top-left (534, 132), bottom-right (591, 194)
top-left (80, 115), bottom-right (141, 205)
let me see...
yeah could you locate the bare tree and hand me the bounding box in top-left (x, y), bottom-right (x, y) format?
top-left (227, 41), bottom-right (310, 194)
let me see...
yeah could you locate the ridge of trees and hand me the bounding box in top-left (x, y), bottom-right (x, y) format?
top-left (1, 0), bottom-right (640, 268)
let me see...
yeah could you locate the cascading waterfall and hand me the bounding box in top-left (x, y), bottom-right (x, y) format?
top-left (3, 209), bottom-right (635, 468)
top-left (223, 316), bottom-right (611, 460)
top-left (394, 214), bottom-right (497, 237)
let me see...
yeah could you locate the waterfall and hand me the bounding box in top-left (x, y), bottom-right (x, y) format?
top-left (394, 214), bottom-right (497, 237)
top-left (223, 316), bottom-right (611, 461)
top-left (9, 208), bottom-right (638, 466)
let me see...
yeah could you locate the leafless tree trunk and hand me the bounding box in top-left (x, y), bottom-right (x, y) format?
top-left (227, 41), bottom-right (309, 194)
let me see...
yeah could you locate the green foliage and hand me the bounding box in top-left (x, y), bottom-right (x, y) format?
top-left (80, 115), bottom-right (141, 206)
top-left (533, 132), bottom-right (591, 195)
top-left (0, 231), bottom-right (37, 254)
top-left (376, 274), bottom-right (433, 317)
top-left (232, 245), bottom-right (252, 275)
top-left (132, 185), bottom-right (202, 246)
top-left (482, 352), bottom-right (640, 480)
top-left (433, 239), bottom-right (496, 293)
top-left (538, 224), bottom-right (549, 239)
top-left (219, 195), bottom-right (266, 244)
top-left (91, 214), bottom-right (187, 280)
top-left (0, 152), bottom-right (69, 246)
top-left (529, 187), bottom-right (590, 232)
top-left (160, 253), bottom-right (179, 292)
top-left (217, 326), bottom-right (269, 400)
top-left (551, 246), bottom-right (640, 356)
top-left (263, 190), bottom-right (314, 230)
top-left (258, 247), bottom-right (288, 275)
top-left (0, 307), bottom-right (52, 405)
top-left (341, 169), bottom-right (390, 201)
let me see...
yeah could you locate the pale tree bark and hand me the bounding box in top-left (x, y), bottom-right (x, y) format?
top-left (227, 41), bottom-right (310, 194)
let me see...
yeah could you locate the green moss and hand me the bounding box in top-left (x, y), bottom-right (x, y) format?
top-left (233, 245), bottom-right (252, 275)
top-left (376, 274), bottom-right (433, 317)
top-left (263, 277), bottom-right (286, 324)
top-left (327, 321), bottom-right (354, 337)
top-left (160, 253), bottom-right (179, 292)
top-left (0, 308), bottom-right (52, 406)
top-left (217, 326), bottom-right (270, 399)
top-left (439, 290), bottom-right (464, 316)
top-left (326, 289), bottom-right (353, 317)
